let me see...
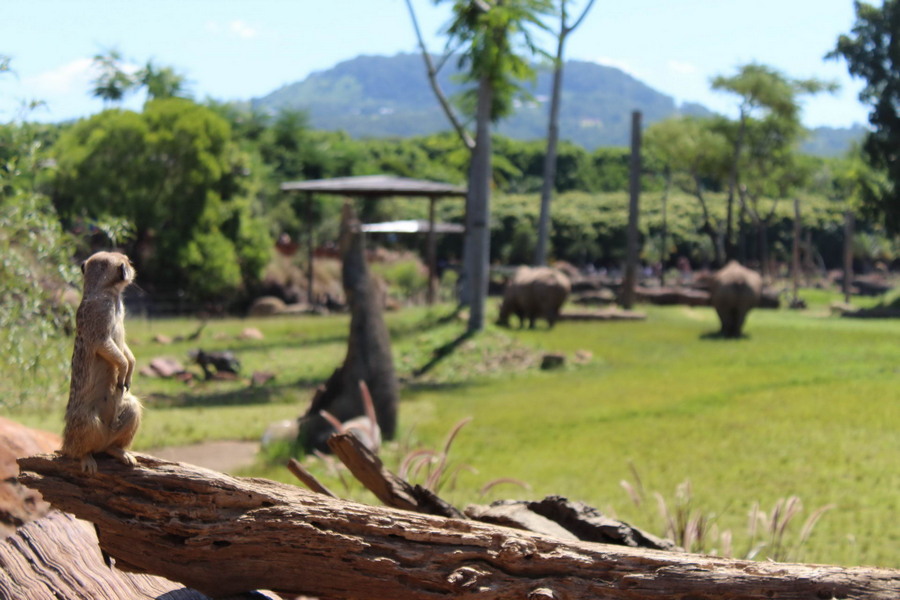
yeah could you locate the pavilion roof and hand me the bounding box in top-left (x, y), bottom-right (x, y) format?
top-left (280, 175), bottom-right (466, 198)
top-left (361, 219), bottom-right (465, 234)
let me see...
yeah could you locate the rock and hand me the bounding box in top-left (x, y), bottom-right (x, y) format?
top-left (240, 327), bottom-right (265, 340)
top-left (0, 418), bottom-right (59, 537)
top-left (248, 296), bottom-right (287, 317)
top-left (251, 371), bottom-right (276, 386)
top-left (145, 356), bottom-right (186, 378)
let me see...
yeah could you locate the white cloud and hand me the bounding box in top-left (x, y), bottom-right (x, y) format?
top-left (666, 60), bottom-right (699, 75)
top-left (205, 19), bottom-right (260, 39)
top-left (23, 58), bottom-right (95, 95)
top-left (229, 20), bottom-right (259, 39)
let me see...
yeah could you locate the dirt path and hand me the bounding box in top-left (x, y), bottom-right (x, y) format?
top-left (147, 440), bottom-right (260, 474)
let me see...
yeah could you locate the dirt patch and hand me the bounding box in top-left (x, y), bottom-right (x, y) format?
top-left (147, 440), bottom-right (260, 474)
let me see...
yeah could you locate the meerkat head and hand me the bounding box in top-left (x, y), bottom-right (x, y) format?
top-left (81, 251), bottom-right (136, 293)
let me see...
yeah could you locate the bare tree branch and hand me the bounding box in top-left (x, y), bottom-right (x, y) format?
top-left (404, 0), bottom-right (475, 150)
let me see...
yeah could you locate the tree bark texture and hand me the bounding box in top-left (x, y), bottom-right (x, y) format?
top-left (467, 75), bottom-right (494, 332)
top-left (620, 110), bottom-right (642, 310)
top-left (299, 202), bottom-right (399, 450)
top-left (0, 510), bottom-right (240, 600)
top-left (18, 452), bottom-right (900, 600)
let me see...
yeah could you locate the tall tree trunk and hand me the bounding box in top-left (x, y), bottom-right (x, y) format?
top-left (467, 76), bottom-right (494, 332)
top-left (534, 28), bottom-right (566, 266)
top-left (792, 197), bottom-right (801, 302)
top-left (659, 168), bottom-right (670, 287)
top-left (724, 113), bottom-right (747, 264)
top-left (620, 111), bottom-right (641, 309)
top-left (534, 0), bottom-right (595, 266)
top-left (843, 210), bottom-right (855, 303)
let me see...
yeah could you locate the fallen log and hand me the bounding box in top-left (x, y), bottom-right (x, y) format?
top-left (0, 510), bottom-right (258, 600)
top-left (17, 452), bottom-right (900, 600)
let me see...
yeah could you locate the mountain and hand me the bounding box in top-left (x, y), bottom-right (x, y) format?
top-left (253, 53), bottom-right (863, 155)
top-left (801, 124), bottom-right (868, 158)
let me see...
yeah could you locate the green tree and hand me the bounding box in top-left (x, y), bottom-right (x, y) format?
top-left (52, 99), bottom-right (271, 304)
top-left (644, 116), bottom-right (731, 266)
top-left (422, 0), bottom-right (552, 331)
top-left (535, 0), bottom-right (595, 266)
top-left (711, 63), bottom-right (835, 260)
top-left (90, 48), bottom-right (136, 105)
top-left (828, 0), bottom-right (900, 233)
top-left (0, 63), bottom-right (78, 408)
top-left (137, 60), bottom-right (190, 100)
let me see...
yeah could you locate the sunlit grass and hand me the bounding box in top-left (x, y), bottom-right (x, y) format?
top-left (7, 290), bottom-right (899, 568)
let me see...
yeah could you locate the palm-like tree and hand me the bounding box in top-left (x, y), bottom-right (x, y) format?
top-left (90, 49), bottom-right (135, 105)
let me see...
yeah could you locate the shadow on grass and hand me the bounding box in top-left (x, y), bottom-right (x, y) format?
top-left (411, 327), bottom-right (475, 378)
top-left (699, 330), bottom-right (751, 341)
top-left (388, 306), bottom-right (463, 339)
top-left (146, 380), bottom-right (309, 409)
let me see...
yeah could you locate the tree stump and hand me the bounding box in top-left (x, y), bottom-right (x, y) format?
top-left (299, 202), bottom-right (399, 451)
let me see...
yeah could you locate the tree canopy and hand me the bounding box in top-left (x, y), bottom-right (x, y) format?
top-left (51, 98), bottom-right (271, 304)
top-left (829, 0), bottom-right (900, 233)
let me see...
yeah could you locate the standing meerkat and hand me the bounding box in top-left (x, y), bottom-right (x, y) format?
top-left (62, 251), bottom-right (143, 474)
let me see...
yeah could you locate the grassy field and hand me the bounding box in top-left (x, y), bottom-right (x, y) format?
top-left (9, 288), bottom-right (899, 569)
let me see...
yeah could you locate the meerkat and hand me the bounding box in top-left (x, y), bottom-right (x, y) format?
top-left (61, 251), bottom-right (143, 474)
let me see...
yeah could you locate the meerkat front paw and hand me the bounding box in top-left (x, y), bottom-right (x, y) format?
top-left (106, 447), bottom-right (137, 467)
top-left (80, 455), bottom-right (98, 474)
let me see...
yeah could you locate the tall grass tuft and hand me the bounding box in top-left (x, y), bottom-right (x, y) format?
top-left (620, 466), bottom-right (835, 561)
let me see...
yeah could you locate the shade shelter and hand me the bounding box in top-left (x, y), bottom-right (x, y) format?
top-left (280, 175), bottom-right (467, 304)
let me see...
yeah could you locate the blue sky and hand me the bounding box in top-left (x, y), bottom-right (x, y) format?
top-left (1, 0), bottom-right (871, 128)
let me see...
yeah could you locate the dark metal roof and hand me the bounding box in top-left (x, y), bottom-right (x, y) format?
top-left (280, 174), bottom-right (467, 198)
top-left (361, 219), bottom-right (465, 234)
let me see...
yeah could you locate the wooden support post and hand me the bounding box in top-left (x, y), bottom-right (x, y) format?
top-left (306, 193), bottom-right (315, 306)
top-left (792, 197), bottom-right (801, 303)
top-left (427, 196), bottom-right (437, 305)
top-left (17, 453), bottom-right (900, 600)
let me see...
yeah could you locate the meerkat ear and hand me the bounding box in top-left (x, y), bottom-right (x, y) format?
top-left (80, 261), bottom-right (86, 274)
top-left (119, 263), bottom-right (128, 281)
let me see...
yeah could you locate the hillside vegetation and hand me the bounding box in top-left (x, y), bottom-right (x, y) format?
top-left (253, 53), bottom-right (862, 156)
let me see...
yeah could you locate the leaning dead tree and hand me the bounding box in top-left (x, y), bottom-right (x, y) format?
top-left (18, 452), bottom-right (900, 600)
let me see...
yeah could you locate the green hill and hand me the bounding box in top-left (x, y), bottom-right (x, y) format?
top-left (253, 53), bottom-right (863, 155)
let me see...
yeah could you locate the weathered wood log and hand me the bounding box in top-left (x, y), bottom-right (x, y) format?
top-left (0, 510), bottom-right (251, 600)
top-left (465, 497), bottom-right (676, 551)
top-left (16, 452), bottom-right (900, 600)
top-left (327, 432), bottom-right (464, 519)
top-left (286, 457), bottom-right (336, 497)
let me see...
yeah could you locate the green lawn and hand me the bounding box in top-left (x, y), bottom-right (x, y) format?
top-left (10, 290), bottom-right (899, 568)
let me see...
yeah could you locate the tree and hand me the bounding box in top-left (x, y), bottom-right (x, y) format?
top-left (534, 0), bottom-right (595, 266)
top-left (90, 48), bottom-right (136, 105)
top-left (136, 60), bottom-right (189, 100)
top-left (828, 0), bottom-right (900, 233)
top-left (408, 0), bottom-right (552, 331)
top-left (644, 116), bottom-right (731, 266)
top-left (711, 63), bottom-right (835, 261)
top-left (51, 99), bottom-right (271, 304)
